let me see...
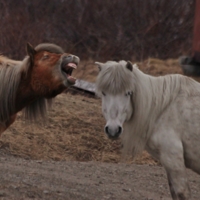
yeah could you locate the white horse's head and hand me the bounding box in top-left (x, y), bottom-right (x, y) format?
top-left (95, 60), bottom-right (135, 139)
top-left (101, 89), bottom-right (133, 139)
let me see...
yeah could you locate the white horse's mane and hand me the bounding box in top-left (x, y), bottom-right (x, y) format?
top-left (96, 60), bottom-right (200, 157)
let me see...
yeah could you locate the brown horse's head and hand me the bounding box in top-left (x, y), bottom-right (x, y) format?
top-left (0, 43), bottom-right (80, 124)
top-left (25, 43), bottom-right (79, 98)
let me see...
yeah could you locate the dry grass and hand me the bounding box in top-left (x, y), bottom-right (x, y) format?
top-left (0, 58), bottom-right (189, 165)
top-left (0, 94), bottom-right (122, 163)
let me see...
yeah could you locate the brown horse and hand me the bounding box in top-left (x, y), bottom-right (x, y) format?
top-left (0, 43), bottom-right (79, 134)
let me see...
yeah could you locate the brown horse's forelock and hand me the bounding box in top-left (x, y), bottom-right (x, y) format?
top-left (34, 43), bottom-right (64, 54)
top-left (0, 44), bottom-right (63, 123)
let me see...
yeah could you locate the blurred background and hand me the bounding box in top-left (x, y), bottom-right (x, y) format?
top-left (0, 0), bottom-right (194, 62)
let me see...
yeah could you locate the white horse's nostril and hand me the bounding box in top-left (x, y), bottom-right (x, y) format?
top-left (117, 126), bottom-right (122, 135)
top-left (105, 126), bottom-right (109, 135)
top-left (105, 125), bottom-right (122, 139)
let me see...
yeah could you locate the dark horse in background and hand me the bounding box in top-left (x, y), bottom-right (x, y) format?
top-left (0, 43), bottom-right (79, 134)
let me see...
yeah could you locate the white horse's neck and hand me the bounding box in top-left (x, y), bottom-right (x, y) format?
top-left (133, 67), bottom-right (192, 116)
top-left (122, 67), bottom-right (192, 157)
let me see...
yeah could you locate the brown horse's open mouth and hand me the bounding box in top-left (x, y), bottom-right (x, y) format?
top-left (61, 63), bottom-right (77, 84)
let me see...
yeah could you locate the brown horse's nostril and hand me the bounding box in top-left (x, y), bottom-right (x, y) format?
top-left (63, 55), bottom-right (73, 62)
top-left (74, 56), bottom-right (80, 65)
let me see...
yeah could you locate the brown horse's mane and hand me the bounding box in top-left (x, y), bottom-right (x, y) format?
top-left (0, 55), bottom-right (22, 123)
top-left (0, 43), bottom-right (64, 123)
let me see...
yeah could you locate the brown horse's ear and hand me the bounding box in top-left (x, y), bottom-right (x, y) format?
top-left (26, 43), bottom-right (36, 62)
top-left (95, 62), bottom-right (103, 71)
top-left (126, 61), bottom-right (133, 71)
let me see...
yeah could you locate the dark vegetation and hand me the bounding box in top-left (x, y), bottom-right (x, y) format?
top-left (0, 0), bottom-right (194, 61)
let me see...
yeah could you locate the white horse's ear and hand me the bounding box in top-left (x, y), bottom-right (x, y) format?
top-left (95, 62), bottom-right (103, 71)
top-left (126, 61), bottom-right (133, 71)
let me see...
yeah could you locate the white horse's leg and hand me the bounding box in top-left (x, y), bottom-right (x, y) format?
top-left (166, 170), bottom-right (190, 200)
top-left (159, 134), bottom-right (190, 200)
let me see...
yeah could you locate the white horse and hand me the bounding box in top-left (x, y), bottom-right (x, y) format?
top-left (95, 60), bottom-right (200, 200)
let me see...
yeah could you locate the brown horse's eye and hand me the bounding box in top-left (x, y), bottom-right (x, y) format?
top-left (102, 91), bottom-right (106, 96)
top-left (42, 54), bottom-right (50, 60)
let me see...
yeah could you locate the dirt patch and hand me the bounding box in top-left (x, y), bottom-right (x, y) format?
top-left (0, 151), bottom-right (199, 200)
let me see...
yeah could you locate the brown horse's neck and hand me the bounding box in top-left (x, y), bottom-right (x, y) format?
top-left (14, 80), bottom-right (38, 113)
top-left (14, 79), bottom-right (64, 115)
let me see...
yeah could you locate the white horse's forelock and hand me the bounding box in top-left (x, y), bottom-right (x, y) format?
top-left (96, 60), bottom-right (199, 158)
top-left (95, 60), bottom-right (135, 96)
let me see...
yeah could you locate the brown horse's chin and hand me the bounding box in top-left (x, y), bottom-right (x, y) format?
top-left (62, 78), bottom-right (76, 88)
top-left (66, 75), bottom-right (76, 85)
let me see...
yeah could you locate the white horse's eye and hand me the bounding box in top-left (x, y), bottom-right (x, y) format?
top-left (102, 91), bottom-right (106, 96)
top-left (126, 91), bottom-right (133, 96)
